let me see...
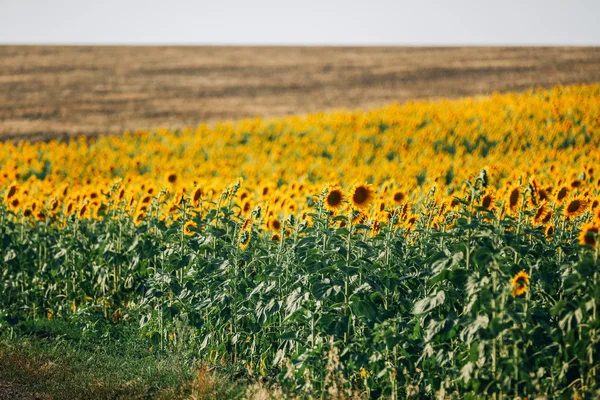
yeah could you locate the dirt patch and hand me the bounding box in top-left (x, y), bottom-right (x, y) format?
top-left (1, 46), bottom-right (600, 141)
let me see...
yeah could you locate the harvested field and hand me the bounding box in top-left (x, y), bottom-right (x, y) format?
top-left (1, 46), bottom-right (600, 141)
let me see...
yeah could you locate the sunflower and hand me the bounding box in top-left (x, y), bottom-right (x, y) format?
top-left (134, 211), bottom-right (145, 225)
top-left (78, 204), bottom-right (88, 219)
top-left (579, 223), bottom-right (599, 248)
top-left (571, 179), bottom-right (582, 188)
top-left (9, 197), bottom-right (20, 209)
top-left (545, 224), bottom-right (555, 237)
top-left (541, 210), bottom-right (553, 224)
top-left (191, 187), bottom-right (203, 206)
top-left (555, 186), bottom-right (569, 203)
top-left (238, 228), bottom-right (252, 251)
top-left (350, 183), bottom-right (375, 210)
top-left (564, 197), bottom-right (588, 218)
top-left (4, 183), bottom-right (18, 203)
top-left (352, 210), bottom-right (368, 224)
top-left (324, 185), bottom-right (344, 213)
top-left (392, 190), bottom-right (406, 205)
top-left (241, 200), bottom-right (252, 216)
top-left (401, 202), bottom-right (411, 219)
top-left (480, 192), bottom-right (494, 210)
top-left (271, 233), bottom-right (281, 242)
top-left (404, 215), bottom-right (417, 231)
top-left (268, 217), bottom-right (281, 231)
top-left (66, 201), bottom-right (75, 215)
top-left (241, 218), bottom-right (252, 231)
top-left (507, 186), bottom-right (521, 212)
top-left (533, 203), bottom-right (549, 225)
top-left (173, 191), bottom-right (184, 205)
top-left (183, 221), bottom-right (197, 236)
top-left (537, 188), bottom-right (549, 202)
top-left (371, 220), bottom-right (381, 236)
top-left (49, 198), bottom-right (60, 212)
top-left (239, 190), bottom-right (250, 201)
top-left (595, 207), bottom-right (600, 224)
top-left (165, 171), bottom-right (178, 185)
top-left (511, 271), bottom-right (530, 297)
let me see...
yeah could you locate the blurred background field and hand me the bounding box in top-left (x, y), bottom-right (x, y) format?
top-left (2, 46), bottom-right (600, 141)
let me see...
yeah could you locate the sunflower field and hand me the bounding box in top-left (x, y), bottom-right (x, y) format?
top-left (1, 84), bottom-right (600, 398)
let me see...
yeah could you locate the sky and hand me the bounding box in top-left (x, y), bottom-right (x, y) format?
top-left (1, 0), bottom-right (599, 45)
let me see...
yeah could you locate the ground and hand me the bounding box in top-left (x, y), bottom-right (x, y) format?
top-left (1, 46), bottom-right (600, 141)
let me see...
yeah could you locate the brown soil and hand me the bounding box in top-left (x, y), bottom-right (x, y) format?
top-left (1, 46), bottom-right (600, 141)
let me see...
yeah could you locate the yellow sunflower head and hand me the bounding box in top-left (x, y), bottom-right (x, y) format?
top-left (165, 171), bottom-right (178, 185)
top-left (507, 186), bottom-right (521, 212)
top-left (480, 191), bottom-right (495, 210)
top-left (191, 186), bottom-right (204, 206)
top-left (4, 183), bottom-right (18, 203)
top-left (238, 228), bottom-right (252, 251)
top-left (544, 224), bottom-right (555, 238)
top-left (134, 210), bottom-right (145, 225)
top-left (241, 200), bottom-right (252, 216)
top-left (183, 221), bottom-right (197, 236)
top-left (49, 198), bottom-right (60, 212)
top-left (241, 218), bottom-right (252, 231)
top-left (511, 271), bottom-right (530, 297)
top-left (324, 185), bottom-right (344, 213)
top-left (555, 186), bottom-right (569, 203)
top-left (564, 197), bottom-right (588, 218)
top-left (8, 196), bottom-right (21, 210)
top-left (78, 204), bottom-right (88, 219)
top-left (533, 202), bottom-right (549, 225)
top-left (579, 223), bottom-right (599, 248)
top-left (392, 190), bottom-right (406, 205)
top-left (350, 183), bottom-right (375, 210)
top-left (269, 217), bottom-right (281, 232)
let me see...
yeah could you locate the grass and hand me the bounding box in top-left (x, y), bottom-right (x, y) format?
top-left (0, 320), bottom-right (247, 400)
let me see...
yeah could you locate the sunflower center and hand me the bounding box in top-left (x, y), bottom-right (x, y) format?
top-left (327, 191), bottom-right (342, 206)
top-left (535, 206), bottom-right (545, 219)
top-left (482, 195), bottom-right (492, 208)
top-left (354, 187), bottom-right (368, 204)
top-left (557, 188), bottom-right (568, 201)
top-left (509, 189), bottom-right (519, 207)
top-left (567, 200), bottom-right (581, 213)
top-left (393, 192), bottom-right (404, 202)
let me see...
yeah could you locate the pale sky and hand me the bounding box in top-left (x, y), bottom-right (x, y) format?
top-left (1, 0), bottom-right (599, 45)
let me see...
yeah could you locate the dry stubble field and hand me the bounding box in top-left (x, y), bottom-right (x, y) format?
top-left (1, 46), bottom-right (600, 141)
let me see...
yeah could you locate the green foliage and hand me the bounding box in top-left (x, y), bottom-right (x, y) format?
top-left (1, 178), bottom-right (599, 398)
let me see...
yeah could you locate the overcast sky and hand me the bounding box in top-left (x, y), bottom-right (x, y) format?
top-left (1, 0), bottom-right (599, 45)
